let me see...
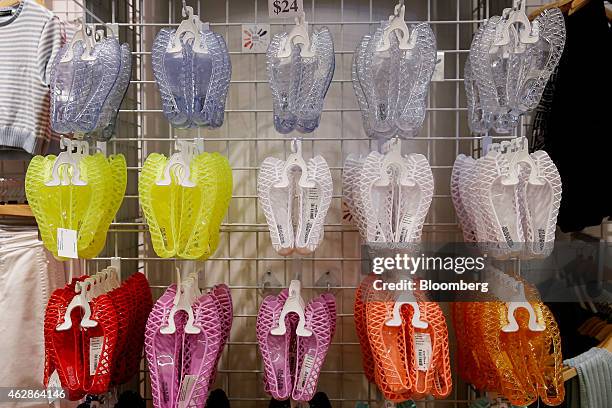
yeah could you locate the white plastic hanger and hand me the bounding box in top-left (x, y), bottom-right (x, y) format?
top-left (493, 0), bottom-right (539, 50)
top-left (487, 267), bottom-right (545, 332)
top-left (385, 287), bottom-right (428, 328)
top-left (274, 138), bottom-right (316, 189)
top-left (110, 256), bottom-right (121, 282)
top-left (376, 0), bottom-right (416, 52)
top-left (45, 136), bottom-right (89, 187)
top-left (56, 281), bottom-right (98, 331)
top-left (270, 279), bottom-right (312, 337)
top-left (278, 12), bottom-right (315, 58)
top-left (156, 140), bottom-right (198, 187)
top-left (160, 269), bottom-right (201, 334)
top-left (61, 18), bottom-right (96, 62)
top-left (167, 2), bottom-right (209, 53)
top-left (374, 137), bottom-right (416, 187)
top-left (501, 137), bottom-right (544, 185)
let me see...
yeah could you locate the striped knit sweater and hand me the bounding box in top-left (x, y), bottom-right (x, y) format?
top-left (0, 0), bottom-right (62, 155)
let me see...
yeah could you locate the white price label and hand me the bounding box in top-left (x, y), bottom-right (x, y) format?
top-left (296, 353), bottom-right (315, 390)
top-left (268, 0), bottom-right (304, 18)
top-left (414, 332), bottom-right (432, 371)
top-left (178, 375), bottom-right (197, 408)
top-left (89, 336), bottom-right (104, 375)
top-left (57, 228), bottom-right (78, 259)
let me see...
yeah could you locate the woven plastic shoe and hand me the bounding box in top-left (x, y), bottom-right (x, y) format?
top-left (204, 153), bottom-right (232, 258)
top-left (354, 275), bottom-right (377, 383)
top-left (352, 34), bottom-right (375, 138)
top-left (25, 153), bottom-right (112, 259)
top-left (80, 154), bottom-right (127, 259)
top-left (361, 26), bottom-right (400, 136)
top-left (295, 156), bottom-right (333, 255)
top-left (208, 284), bottom-right (233, 386)
top-left (139, 153), bottom-right (180, 257)
top-left (395, 23), bottom-right (436, 137)
top-left (359, 151), bottom-right (394, 243)
top-left (123, 273), bottom-right (153, 382)
top-left (267, 33), bottom-right (299, 134)
top-left (469, 17), bottom-right (517, 133)
top-left (451, 155), bottom-right (477, 242)
top-left (464, 56), bottom-right (491, 134)
top-left (256, 294), bottom-right (294, 400)
top-left (108, 282), bottom-right (133, 386)
top-left (176, 152), bottom-right (217, 260)
top-left (152, 29), bottom-right (193, 128)
top-left (365, 289), bottom-right (411, 399)
top-left (191, 31), bottom-right (219, 127)
top-left (475, 151), bottom-right (524, 257)
top-left (179, 294), bottom-right (223, 408)
top-left (81, 291), bottom-right (119, 395)
top-left (96, 43), bottom-right (133, 139)
top-left (44, 278), bottom-right (87, 401)
top-left (145, 285), bottom-right (184, 408)
top-left (507, 8), bottom-right (565, 115)
top-left (258, 157), bottom-right (295, 255)
top-left (293, 27), bottom-right (335, 133)
top-left (517, 151), bottom-right (561, 258)
top-left (291, 298), bottom-right (333, 402)
top-left (342, 154), bottom-right (368, 240)
top-left (396, 154), bottom-right (433, 243)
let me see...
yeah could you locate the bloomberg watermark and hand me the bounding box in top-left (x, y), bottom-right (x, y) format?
top-left (360, 242), bottom-right (612, 303)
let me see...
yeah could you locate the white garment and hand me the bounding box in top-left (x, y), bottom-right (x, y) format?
top-left (0, 229), bottom-right (69, 408)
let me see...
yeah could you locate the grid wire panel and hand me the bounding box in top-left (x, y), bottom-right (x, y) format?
top-left (60, 0), bottom-right (530, 407)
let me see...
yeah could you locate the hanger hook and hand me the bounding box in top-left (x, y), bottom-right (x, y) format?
top-left (181, 0), bottom-right (188, 17)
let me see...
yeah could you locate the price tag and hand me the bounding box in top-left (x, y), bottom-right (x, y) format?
top-left (268, 0), bottom-right (304, 18)
top-left (89, 336), bottom-right (104, 375)
top-left (57, 228), bottom-right (78, 259)
top-left (414, 332), bottom-right (432, 371)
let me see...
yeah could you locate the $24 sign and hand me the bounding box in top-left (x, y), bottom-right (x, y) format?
top-left (268, 0), bottom-right (303, 18)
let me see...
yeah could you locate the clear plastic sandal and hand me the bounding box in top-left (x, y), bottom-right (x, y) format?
top-left (293, 27), bottom-right (335, 133)
top-left (469, 16), bottom-right (517, 134)
top-left (507, 8), bottom-right (565, 116)
top-left (395, 23), bottom-right (436, 137)
top-left (152, 29), bottom-right (193, 128)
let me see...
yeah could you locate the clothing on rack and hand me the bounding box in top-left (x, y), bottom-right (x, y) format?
top-left (564, 347), bottom-right (612, 408)
top-left (0, 0), bottom-right (63, 156)
top-left (529, 0), bottom-right (612, 232)
top-left (0, 228), bottom-right (75, 408)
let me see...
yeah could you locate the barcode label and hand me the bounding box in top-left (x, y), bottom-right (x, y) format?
top-left (414, 332), bottom-right (432, 371)
top-left (178, 375), bottom-right (197, 408)
top-left (296, 353), bottom-right (316, 390)
top-left (89, 337), bottom-right (104, 375)
top-left (57, 228), bottom-right (78, 258)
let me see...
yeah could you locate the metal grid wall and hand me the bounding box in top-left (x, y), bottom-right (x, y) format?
top-left (34, 0), bottom-right (536, 407)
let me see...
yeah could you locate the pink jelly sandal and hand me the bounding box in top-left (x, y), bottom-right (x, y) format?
top-left (145, 285), bottom-right (184, 408)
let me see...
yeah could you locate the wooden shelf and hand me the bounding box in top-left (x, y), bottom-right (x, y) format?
top-left (0, 204), bottom-right (33, 217)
